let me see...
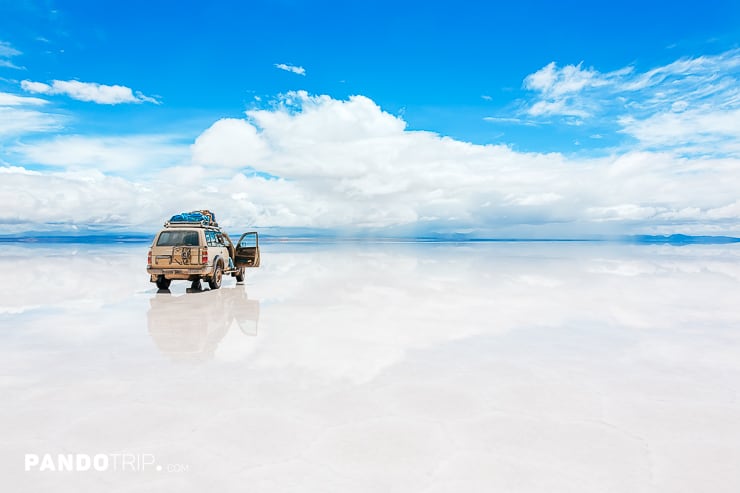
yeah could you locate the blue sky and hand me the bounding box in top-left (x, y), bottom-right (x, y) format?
top-left (1, 0), bottom-right (740, 236)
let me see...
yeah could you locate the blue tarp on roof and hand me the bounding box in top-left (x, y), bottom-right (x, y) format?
top-left (169, 211), bottom-right (216, 224)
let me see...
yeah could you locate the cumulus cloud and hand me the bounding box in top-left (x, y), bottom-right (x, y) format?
top-left (21, 79), bottom-right (159, 104)
top-left (0, 169), bottom-right (163, 229)
top-left (0, 40), bottom-right (23, 69)
top-left (275, 63), bottom-right (306, 76)
top-left (191, 118), bottom-right (269, 169)
top-left (4, 92), bottom-right (740, 236)
top-left (521, 49), bottom-right (740, 154)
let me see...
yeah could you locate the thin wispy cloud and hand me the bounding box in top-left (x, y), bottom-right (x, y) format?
top-left (21, 79), bottom-right (159, 105)
top-left (0, 107), bottom-right (61, 136)
top-left (520, 49), bottom-right (740, 155)
top-left (0, 91), bottom-right (61, 136)
top-left (0, 40), bottom-right (23, 69)
top-left (522, 62), bottom-right (628, 118)
top-left (483, 116), bottom-right (539, 126)
top-left (0, 93), bottom-right (47, 107)
top-left (275, 63), bottom-right (306, 76)
top-left (11, 134), bottom-right (189, 172)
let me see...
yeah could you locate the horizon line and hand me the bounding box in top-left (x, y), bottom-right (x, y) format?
top-left (1, 233), bottom-right (739, 246)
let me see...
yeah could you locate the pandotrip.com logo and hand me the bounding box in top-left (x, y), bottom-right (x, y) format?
top-left (24, 453), bottom-right (190, 473)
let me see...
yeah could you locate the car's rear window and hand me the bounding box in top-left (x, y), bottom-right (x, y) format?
top-left (156, 230), bottom-right (200, 246)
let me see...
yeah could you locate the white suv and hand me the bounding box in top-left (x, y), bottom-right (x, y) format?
top-left (147, 219), bottom-right (260, 290)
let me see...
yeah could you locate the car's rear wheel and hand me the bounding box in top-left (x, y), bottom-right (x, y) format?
top-left (208, 264), bottom-right (223, 289)
top-left (235, 267), bottom-right (245, 283)
top-left (156, 275), bottom-right (171, 290)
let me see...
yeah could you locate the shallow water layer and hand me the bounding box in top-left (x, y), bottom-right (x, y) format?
top-left (1, 242), bottom-right (739, 492)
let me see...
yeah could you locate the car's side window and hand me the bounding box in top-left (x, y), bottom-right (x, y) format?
top-left (205, 231), bottom-right (217, 246)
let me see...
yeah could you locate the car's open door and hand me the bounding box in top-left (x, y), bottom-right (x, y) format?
top-left (234, 232), bottom-right (260, 268)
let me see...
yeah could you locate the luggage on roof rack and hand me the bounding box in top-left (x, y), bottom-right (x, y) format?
top-left (166, 210), bottom-right (218, 227)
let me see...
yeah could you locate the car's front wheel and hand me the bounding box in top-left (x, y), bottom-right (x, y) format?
top-left (208, 264), bottom-right (223, 289)
top-left (235, 267), bottom-right (245, 283)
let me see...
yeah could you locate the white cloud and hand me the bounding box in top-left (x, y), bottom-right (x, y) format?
top-left (0, 107), bottom-right (61, 137)
top-left (5, 92), bottom-right (740, 236)
top-left (21, 79), bottom-right (159, 104)
top-left (19, 81), bottom-right (50, 93)
top-left (483, 116), bottom-right (538, 126)
top-left (618, 107), bottom-right (740, 154)
top-left (528, 99), bottom-right (589, 118)
top-left (191, 118), bottom-right (269, 169)
top-left (10, 134), bottom-right (190, 172)
top-left (0, 91), bottom-right (62, 137)
top-left (0, 40), bottom-right (23, 69)
top-left (275, 63), bottom-right (306, 76)
top-left (505, 192), bottom-right (563, 206)
top-left (0, 92), bottom-right (48, 107)
top-left (0, 169), bottom-right (163, 229)
top-left (524, 61), bottom-right (608, 99)
top-left (619, 52), bottom-right (740, 93)
top-left (522, 61), bottom-right (612, 118)
top-left (520, 49), bottom-right (740, 155)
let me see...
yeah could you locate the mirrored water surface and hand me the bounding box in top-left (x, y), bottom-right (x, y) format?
top-left (1, 242), bottom-right (739, 492)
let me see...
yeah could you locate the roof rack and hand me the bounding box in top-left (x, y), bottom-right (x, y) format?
top-left (164, 220), bottom-right (220, 228)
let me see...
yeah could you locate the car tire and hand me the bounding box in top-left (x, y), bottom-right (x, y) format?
top-left (208, 263), bottom-right (223, 290)
top-left (156, 275), bottom-right (171, 290)
top-left (235, 267), bottom-right (245, 283)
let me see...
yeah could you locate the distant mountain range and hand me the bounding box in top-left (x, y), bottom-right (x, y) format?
top-left (0, 233), bottom-right (154, 244)
top-left (629, 234), bottom-right (740, 245)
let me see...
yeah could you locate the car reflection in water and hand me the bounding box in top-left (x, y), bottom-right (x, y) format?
top-left (147, 285), bottom-right (260, 363)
